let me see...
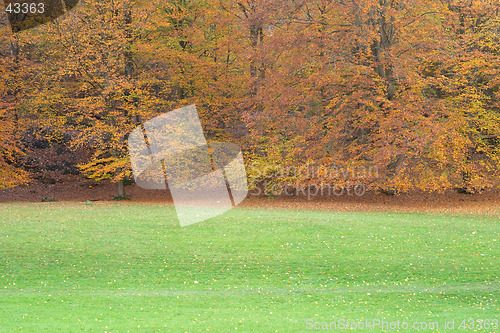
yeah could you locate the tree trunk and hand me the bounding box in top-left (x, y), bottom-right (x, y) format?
top-left (116, 179), bottom-right (126, 198)
top-left (10, 36), bottom-right (19, 60)
top-left (249, 23), bottom-right (264, 96)
top-left (124, 6), bottom-right (133, 78)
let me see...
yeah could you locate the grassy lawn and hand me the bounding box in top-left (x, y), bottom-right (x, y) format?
top-left (0, 203), bottom-right (498, 332)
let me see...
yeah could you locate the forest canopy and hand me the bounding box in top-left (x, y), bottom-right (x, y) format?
top-left (0, 0), bottom-right (499, 194)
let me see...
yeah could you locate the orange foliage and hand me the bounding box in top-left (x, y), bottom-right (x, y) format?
top-left (1, 0), bottom-right (498, 193)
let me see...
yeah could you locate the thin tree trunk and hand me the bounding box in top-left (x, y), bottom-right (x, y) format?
top-left (10, 35), bottom-right (19, 61)
top-left (116, 179), bottom-right (125, 198)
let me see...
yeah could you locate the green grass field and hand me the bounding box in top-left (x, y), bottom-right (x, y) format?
top-left (0, 203), bottom-right (498, 332)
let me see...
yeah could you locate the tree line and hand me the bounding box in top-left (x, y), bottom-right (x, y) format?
top-left (0, 0), bottom-right (498, 196)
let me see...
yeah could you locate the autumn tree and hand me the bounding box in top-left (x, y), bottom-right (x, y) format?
top-left (155, 0), bottom-right (249, 142)
top-left (153, 0), bottom-right (499, 193)
top-left (238, 0), bottom-right (499, 193)
top-left (0, 17), bottom-right (32, 189)
top-left (29, 0), bottom-right (170, 198)
top-left (440, 0), bottom-right (500, 191)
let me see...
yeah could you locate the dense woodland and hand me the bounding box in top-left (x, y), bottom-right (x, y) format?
top-left (0, 0), bottom-right (499, 196)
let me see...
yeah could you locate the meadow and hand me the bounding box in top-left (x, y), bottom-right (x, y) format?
top-left (0, 203), bottom-right (498, 332)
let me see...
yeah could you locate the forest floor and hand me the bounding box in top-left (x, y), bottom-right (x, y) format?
top-left (1, 179), bottom-right (499, 215)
